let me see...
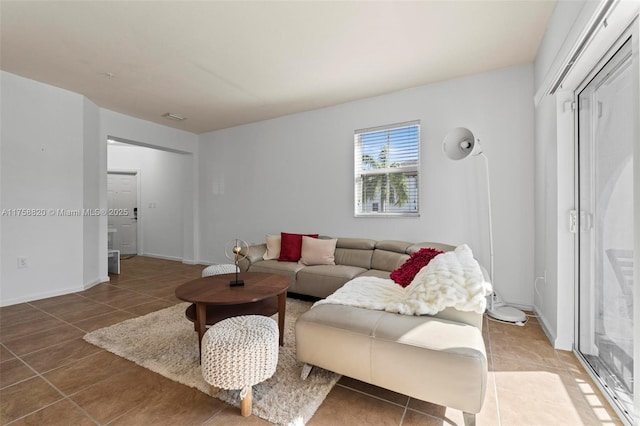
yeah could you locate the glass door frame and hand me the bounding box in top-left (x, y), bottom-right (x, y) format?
top-left (572, 20), bottom-right (639, 426)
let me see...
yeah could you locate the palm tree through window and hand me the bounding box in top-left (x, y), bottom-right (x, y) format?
top-left (354, 121), bottom-right (420, 217)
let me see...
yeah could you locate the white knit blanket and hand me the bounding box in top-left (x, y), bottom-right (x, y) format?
top-left (314, 244), bottom-right (492, 315)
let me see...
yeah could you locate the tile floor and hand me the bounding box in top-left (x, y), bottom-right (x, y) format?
top-left (0, 256), bottom-right (626, 425)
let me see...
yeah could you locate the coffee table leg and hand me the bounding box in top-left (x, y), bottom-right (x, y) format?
top-left (277, 292), bottom-right (286, 346)
top-left (196, 302), bottom-right (207, 359)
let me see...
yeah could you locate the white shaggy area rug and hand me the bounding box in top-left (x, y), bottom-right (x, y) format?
top-left (84, 298), bottom-right (340, 425)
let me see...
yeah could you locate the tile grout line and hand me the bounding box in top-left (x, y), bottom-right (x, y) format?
top-left (1, 341), bottom-right (101, 425)
top-left (4, 296), bottom-right (150, 364)
top-left (334, 382), bottom-right (450, 423)
top-left (0, 260), bottom-right (205, 424)
top-left (398, 395), bottom-right (411, 425)
top-left (335, 383), bottom-right (408, 410)
top-left (14, 287), bottom-right (175, 339)
top-left (4, 282), bottom-right (183, 359)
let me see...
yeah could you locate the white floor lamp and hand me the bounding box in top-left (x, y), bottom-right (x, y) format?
top-left (443, 127), bottom-right (527, 324)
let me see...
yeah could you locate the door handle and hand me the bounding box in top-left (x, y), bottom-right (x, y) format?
top-left (569, 210), bottom-right (577, 233)
top-left (570, 210), bottom-right (592, 233)
top-left (580, 211), bottom-right (592, 232)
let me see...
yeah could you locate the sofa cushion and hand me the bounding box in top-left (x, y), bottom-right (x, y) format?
top-left (371, 311), bottom-right (487, 413)
top-left (370, 249), bottom-right (409, 273)
top-left (295, 264), bottom-right (367, 298)
top-left (333, 238), bottom-right (376, 269)
top-left (375, 240), bottom-right (412, 253)
top-left (334, 248), bottom-right (373, 269)
top-left (263, 234), bottom-right (281, 260)
top-left (279, 232), bottom-right (318, 262)
top-left (358, 269), bottom-right (392, 280)
top-left (239, 243), bottom-right (266, 272)
top-left (247, 259), bottom-right (305, 285)
top-left (300, 236), bottom-right (337, 266)
top-left (407, 242), bottom-right (456, 254)
top-left (336, 238), bottom-right (377, 250)
top-left (296, 304), bottom-right (385, 381)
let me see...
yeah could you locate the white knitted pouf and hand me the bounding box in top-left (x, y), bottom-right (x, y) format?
top-left (201, 315), bottom-right (279, 417)
top-left (201, 263), bottom-right (237, 277)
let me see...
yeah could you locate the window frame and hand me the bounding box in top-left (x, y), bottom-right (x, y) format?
top-left (354, 120), bottom-right (421, 218)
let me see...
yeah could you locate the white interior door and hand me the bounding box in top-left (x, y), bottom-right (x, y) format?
top-left (108, 172), bottom-right (138, 255)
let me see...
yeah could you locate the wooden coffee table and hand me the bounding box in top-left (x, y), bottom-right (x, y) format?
top-left (175, 272), bottom-right (290, 357)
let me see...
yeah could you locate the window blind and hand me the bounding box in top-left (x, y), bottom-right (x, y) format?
top-left (354, 121), bottom-right (420, 217)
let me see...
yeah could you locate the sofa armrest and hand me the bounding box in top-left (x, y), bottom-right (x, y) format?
top-left (238, 243), bottom-right (267, 272)
top-left (430, 308), bottom-right (484, 331)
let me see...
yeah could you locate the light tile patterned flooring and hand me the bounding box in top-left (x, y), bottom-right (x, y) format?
top-left (0, 256), bottom-right (625, 425)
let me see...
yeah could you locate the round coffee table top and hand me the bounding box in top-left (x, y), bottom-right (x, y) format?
top-left (175, 272), bottom-right (289, 305)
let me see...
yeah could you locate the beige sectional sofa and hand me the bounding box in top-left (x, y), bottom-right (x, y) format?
top-left (240, 237), bottom-right (488, 426)
top-left (296, 303), bottom-right (487, 426)
top-left (238, 237), bottom-right (455, 298)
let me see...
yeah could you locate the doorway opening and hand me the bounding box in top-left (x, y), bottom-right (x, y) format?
top-left (106, 136), bottom-right (195, 265)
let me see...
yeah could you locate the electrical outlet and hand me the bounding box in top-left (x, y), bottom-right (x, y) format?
top-left (17, 257), bottom-right (28, 269)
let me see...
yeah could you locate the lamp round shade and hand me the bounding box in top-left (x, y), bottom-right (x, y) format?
top-left (443, 127), bottom-right (477, 160)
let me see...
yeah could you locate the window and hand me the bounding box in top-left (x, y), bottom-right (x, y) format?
top-left (354, 121), bottom-right (420, 217)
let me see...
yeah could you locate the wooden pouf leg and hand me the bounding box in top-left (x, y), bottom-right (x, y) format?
top-left (209, 385), bottom-right (219, 396)
top-left (240, 387), bottom-right (252, 417)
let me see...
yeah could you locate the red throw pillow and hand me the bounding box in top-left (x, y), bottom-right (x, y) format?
top-left (278, 232), bottom-right (319, 262)
top-left (390, 248), bottom-right (444, 287)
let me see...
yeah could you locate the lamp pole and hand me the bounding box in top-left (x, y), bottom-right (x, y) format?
top-left (480, 152), bottom-right (494, 284)
top-left (478, 151), bottom-right (526, 324)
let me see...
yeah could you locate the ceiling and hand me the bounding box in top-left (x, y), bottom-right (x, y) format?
top-left (0, 1), bottom-right (556, 135)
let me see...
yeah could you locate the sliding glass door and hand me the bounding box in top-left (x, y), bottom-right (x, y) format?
top-left (576, 36), bottom-right (635, 423)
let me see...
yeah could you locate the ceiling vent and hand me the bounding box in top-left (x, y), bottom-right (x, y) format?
top-left (162, 113), bottom-right (186, 121)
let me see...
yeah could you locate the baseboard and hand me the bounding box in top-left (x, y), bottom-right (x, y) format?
top-left (534, 307), bottom-right (558, 347)
top-left (141, 253), bottom-right (198, 265)
top-left (83, 277), bottom-right (107, 290)
top-left (141, 253), bottom-right (183, 262)
top-left (0, 285), bottom-right (84, 307)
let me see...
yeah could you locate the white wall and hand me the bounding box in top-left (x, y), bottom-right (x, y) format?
top-left (0, 71), bottom-right (200, 306)
top-left (533, 0), bottom-right (639, 349)
top-left (199, 65), bottom-right (536, 308)
top-left (0, 71), bottom-right (91, 305)
top-left (533, 0), bottom-right (597, 350)
top-left (533, 92), bottom-right (560, 343)
top-left (83, 97), bottom-right (101, 287)
top-left (108, 144), bottom-right (192, 261)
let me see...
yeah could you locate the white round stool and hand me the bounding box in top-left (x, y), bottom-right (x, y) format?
top-left (201, 263), bottom-right (237, 277)
top-left (201, 315), bottom-right (279, 416)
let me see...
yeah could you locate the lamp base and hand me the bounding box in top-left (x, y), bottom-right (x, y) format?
top-left (487, 305), bottom-right (527, 323)
top-left (229, 280), bottom-right (244, 287)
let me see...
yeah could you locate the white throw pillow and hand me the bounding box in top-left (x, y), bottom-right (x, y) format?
top-left (299, 236), bottom-right (337, 266)
top-left (263, 234), bottom-right (281, 260)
